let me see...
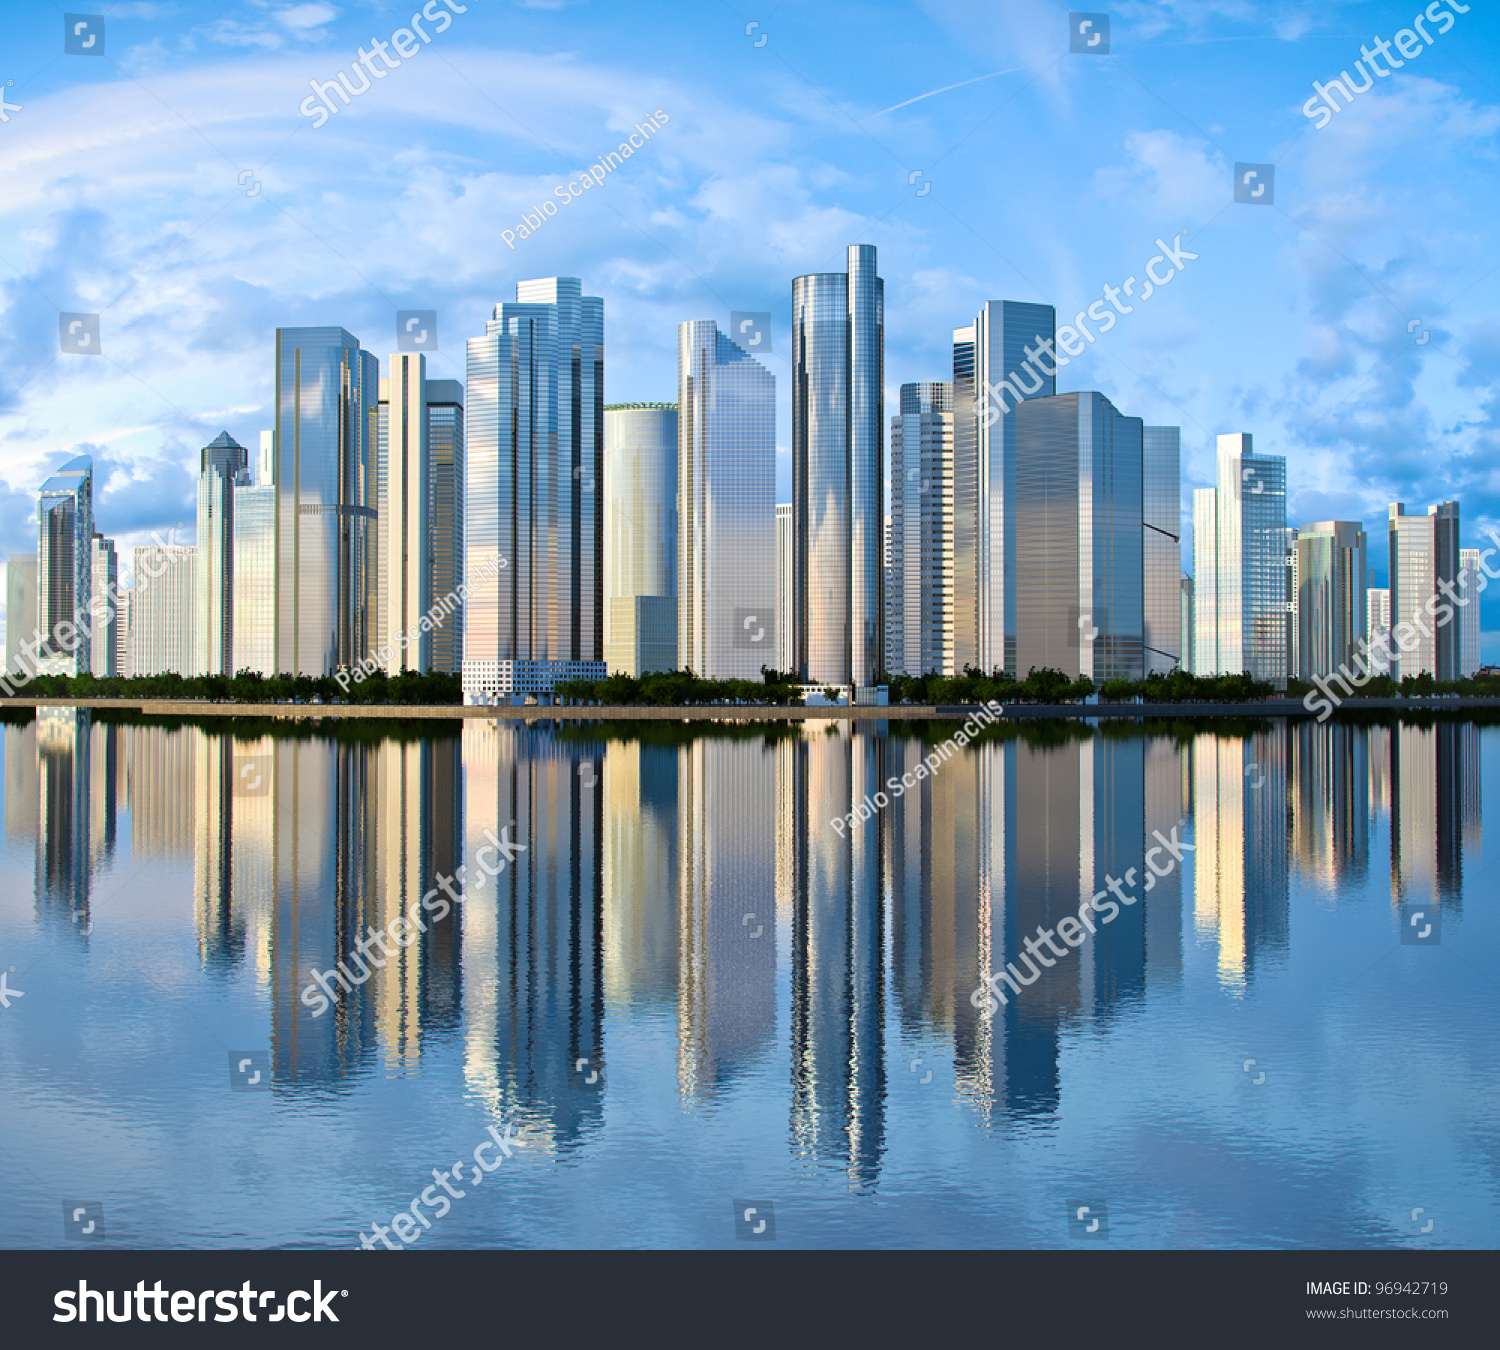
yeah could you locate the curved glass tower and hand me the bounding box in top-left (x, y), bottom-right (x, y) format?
top-left (604, 403), bottom-right (677, 676)
top-left (792, 244), bottom-right (884, 689)
top-left (37, 455), bottom-right (94, 676)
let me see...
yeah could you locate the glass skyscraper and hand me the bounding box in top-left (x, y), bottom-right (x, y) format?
top-left (888, 381), bottom-right (954, 676)
top-left (793, 244), bottom-right (884, 690)
top-left (1295, 521), bottom-right (1367, 681)
top-left (1010, 390), bottom-right (1144, 682)
top-left (425, 379), bottom-right (465, 675)
top-left (1192, 434), bottom-right (1288, 684)
top-left (775, 503), bottom-right (793, 676)
top-left (1461, 547), bottom-right (1481, 677)
top-left (464, 277), bottom-right (604, 701)
top-left (273, 328), bottom-right (379, 676)
top-left (89, 534), bottom-right (118, 678)
top-left (952, 301), bottom-right (1057, 676)
top-left (678, 321), bottom-right (775, 680)
top-left (195, 431), bottom-right (249, 677)
top-left (232, 480), bottom-right (276, 677)
top-left (604, 403), bottom-right (677, 677)
top-left (1143, 425), bottom-right (1182, 674)
top-left (1388, 500), bottom-right (1460, 682)
top-left (379, 353), bottom-right (433, 673)
top-left (37, 455), bottom-right (94, 676)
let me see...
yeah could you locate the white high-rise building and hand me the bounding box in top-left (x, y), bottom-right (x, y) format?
top-left (90, 534), bottom-right (119, 678)
top-left (1367, 588), bottom-right (1391, 671)
top-left (604, 403), bottom-right (677, 677)
top-left (775, 503), bottom-right (793, 676)
top-left (379, 354), bottom-right (433, 674)
top-left (129, 545), bottom-right (196, 677)
top-left (678, 320), bottom-right (776, 680)
top-left (889, 382), bottom-right (954, 677)
top-left (1388, 501), bottom-right (1460, 682)
top-left (1191, 434), bottom-right (1288, 685)
top-left (1461, 547), bottom-right (1481, 676)
top-left (4, 554), bottom-right (38, 680)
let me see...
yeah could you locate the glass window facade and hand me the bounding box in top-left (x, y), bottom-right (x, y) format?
top-left (888, 381), bottom-right (953, 676)
top-left (793, 245), bottom-right (883, 688)
top-left (678, 321), bottom-right (776, 680)
top-left (1142, 425), bottom-right (1181, 673)
top-left (604, 404), bottom-right (677, 675)
top-left (1388, 500), bottom-right (1460, 682)
top-left (1295, 521), bottom-right (1367, 681)
top-left (36, 456), bottom-right (94, 676)
top-left (232, 486), bottom-right (276, 676)
top-left (195, 432), bottom-right (248, 676)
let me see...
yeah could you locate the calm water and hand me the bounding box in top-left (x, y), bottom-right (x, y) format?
top-left (1, 709), bottom-right (1497, 1249)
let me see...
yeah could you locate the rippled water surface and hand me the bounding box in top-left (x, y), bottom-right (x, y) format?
top-left (1, 709), bottom-right (1496, 1249)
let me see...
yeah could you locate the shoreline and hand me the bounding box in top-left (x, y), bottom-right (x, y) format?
top-left (5, 696), bottom-right (1500, 721)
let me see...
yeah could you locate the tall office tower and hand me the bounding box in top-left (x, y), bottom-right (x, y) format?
top-left (952, 301), bottom-right (1057, 675)
top-left (129, 545), bottom-right (196, 675)
top-left (114, 590), bottom-right (131, 677)
top-left (36, 455), bottom-right (94, 676)
top-left (1285, 526), bottom-right (1300, 679)
top-left (678, 320), bottom-right (776, 680)
top-left (775, 503), bottom-right (793, 675)
top-left (425, 379), bottom-right (465, 674)
top-left (273, 327), bottom-right (379, 676)
top-left (793, 244), bottom-right (884, 691)
top-left (1180, 575), bottom-right (1194, 673)
top-left (1388, 500), bottom-right (1460, 682)
top-left (1191, 434), bottom-right (1288, 684)
top-left (1461, 547), bottom-right (1481, 676)
top-left (603, 403), bottom-right (677, 676)
top-left (1295, 521), bottom-right (1367, 681)
top-left (1143, 426), bottom-right (1182, 673)
top-left (5, 554), bottom-right (37, 678)
top-left (1010, 390), bottom-right (1144, 682)
top-left (194, 431), bottom-right (249, 677)
top-left (89, 534), bottom-right (119, 678)
top-left (464, 277), bottom-right (605, 703)
top-left (232, 477), bottom-right (276, 677)
top-left (378, 353), bottom-right (432, 673)
top-left (883, 515), bottom-right (894, 675)
top-left (1367, 587), bottom-right (1391, 669)
top-left (889, 382), bottom-right (954, 677)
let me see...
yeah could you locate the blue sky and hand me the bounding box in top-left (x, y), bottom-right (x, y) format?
top-left (1, 0), bottom-right (1497, 653)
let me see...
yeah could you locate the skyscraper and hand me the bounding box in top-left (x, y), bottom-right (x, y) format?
top-left (793, 244), bottom-right (884, 691)
top-left (464, 277), bottom-right (605, 702)
top-left (1011, 390), bottom-right (1144, 682)
top-left (37, 455), bottom-right (94, 677)
top-left (1143, 426), bottom-right (1182, 673)
top-left (130, 545), bottom-right (196, 676)
top-left (1180, 575), bottom-right (1195, 673)
top-left (1461, 547), bottom-right (1481, 677)
top-left (775, 503), bottom-right (793, 676)
top-left (5, 554), bottom-right (37, 678)
top-left (1388, 500), bottom-right (1460, 682)
top-left (1295, 521), bottom-right (1367, 682)
top-left (888, 381), bottom-right (954, 676)
top-left (1192, 434), bottom-right (1288, 684)
top-left (380, 353), bottom-right (432, 673)
top-left (195, 431), bottom-right (249, 677)
top-left (604, 403), bottom-right (677, 677)
top-left (425, 379), bottom-right (465, 675)
top-left (273, 327), bottom-right (380, 676)
top-left (952, 301), bottom-right (1057, 675)
top-left (90, 534), bottom-right (119, 678)
top-left (1367, 588), bottom-right (1391, 673)
top-left (678, 321), bottom-right (776, 680)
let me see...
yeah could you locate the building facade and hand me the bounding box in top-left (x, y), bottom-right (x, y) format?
top-left (1388, 500), bottom-right (1460, 682)
top-left (379, 353), bottom-right (432, 673)
top-left (1461, 547), bottom-right (1481, 677)
top-left (273, 328), bottom-right (379, 676)
top-left (1192, 434), bottom-right (1288, 684)
top-left (889, 381), bottom-right (954, 676)
top-left (1143, 425), bottom-right (1182, 674)
top-left (1295, 521), bottom-right (1367, 682)
top-left (37, 456), bottom-right (95, 676)
top-left (1010, 390), bottom-right (1145, 683)
top-left (90, 534), bottom-right (119, 678)
top-left (678, 321), bottom-right (776, 680)
top-left (604, 403), bottom-right (677, 676)
top-left (793, 244), bottom-right (884, 690)
top-left (130, 545), bottom-right (196, 676)
top-left (952, 301), bottom-right (1057, 675)
top-left (195, 431), bottom-right (249, 677)
top-left (464, 277), bottom-right (604, 701)
top-left (425, 379), bottom-right (465, 675)
top-left (5, 554), bottom-right (38, 678)
top-left (775, 503), bottom-right (793, 676)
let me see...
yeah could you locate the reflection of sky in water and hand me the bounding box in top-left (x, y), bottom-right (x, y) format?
top-left (0, 711), bottom-right (1496, 1249)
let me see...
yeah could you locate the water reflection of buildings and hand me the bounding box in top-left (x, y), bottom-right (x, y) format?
top-left (791, 723), bottom-right (887, 1189)
top-left (1191, 728), bottom-right (1290, 991)
top-left (463, 721), bottom-right (605, 1148)
top-left (1388, 722), bottom-right (1479, 911)
top-left (1292, 721), bottom-right (1370, 892)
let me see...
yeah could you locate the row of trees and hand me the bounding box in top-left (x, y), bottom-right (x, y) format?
top-left (7, 669), bottom-right (464, 705)
top-left (884, 666), bottom-right (1280, 705)
top-left (554, 667), bottom-right (805, 706)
